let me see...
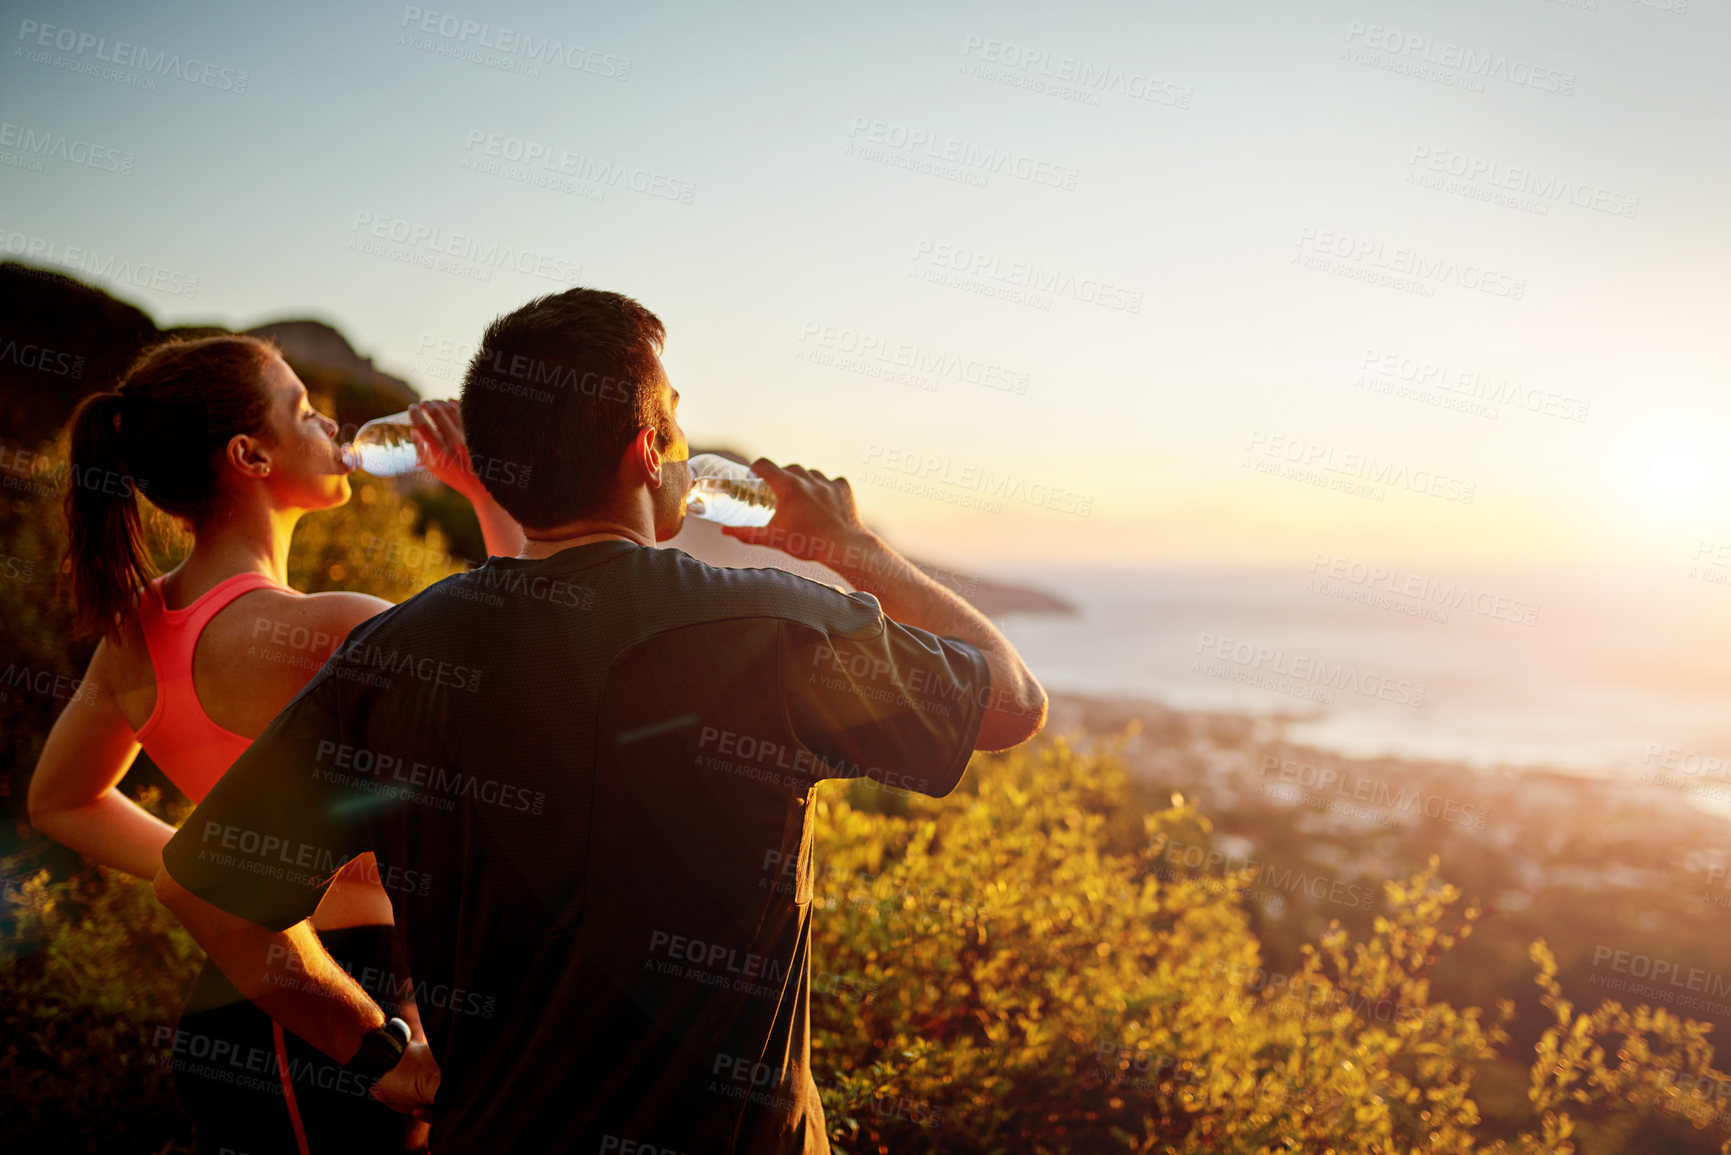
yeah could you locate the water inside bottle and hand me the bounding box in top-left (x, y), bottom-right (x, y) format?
top-left (686, 475), bottom-right (774, 527)
top-left (342, 416), bottom-right (419, 476)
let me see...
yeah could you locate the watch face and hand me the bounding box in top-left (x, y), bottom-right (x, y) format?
top-left (351, 1024), bottom-right (410, 1080)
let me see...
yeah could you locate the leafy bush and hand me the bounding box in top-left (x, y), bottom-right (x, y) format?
top-left (0, 788), bottom-right (200, 1154)
top-left (808, 733), bottom-right (1731, 1155)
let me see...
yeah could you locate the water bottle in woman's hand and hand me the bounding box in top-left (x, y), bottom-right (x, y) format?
top-left (341, 412), bottom-right (419, 476)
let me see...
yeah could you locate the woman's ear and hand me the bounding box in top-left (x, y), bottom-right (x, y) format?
top-left (226, 432), bottom-right (272, 479)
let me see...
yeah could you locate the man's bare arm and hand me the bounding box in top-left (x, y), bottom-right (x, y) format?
top-left (153, 868), bottom-right (440, 1118)
top-left (722, 459), bottom-right (1047, 751)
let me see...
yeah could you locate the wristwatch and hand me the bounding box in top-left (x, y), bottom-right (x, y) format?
top-left (347, 1016), bottom-right (412, 1082)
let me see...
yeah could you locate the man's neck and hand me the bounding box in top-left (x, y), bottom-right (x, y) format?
top-left (517, 519), bottom-right (650, 559)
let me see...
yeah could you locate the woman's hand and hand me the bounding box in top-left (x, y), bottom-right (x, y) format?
top-left (406, 398), bottom-right (526, 559)
top-left (408, 400), bottom-right (484, 501)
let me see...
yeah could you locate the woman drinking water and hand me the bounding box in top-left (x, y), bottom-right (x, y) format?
top-left (28, 334), bottom-right (522, 1153)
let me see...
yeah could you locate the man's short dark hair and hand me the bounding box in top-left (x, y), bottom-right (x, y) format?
top-left (460, 287), bottom-right (671, 529)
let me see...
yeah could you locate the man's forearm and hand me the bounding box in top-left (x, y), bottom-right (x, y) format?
top-left (826, 530), bottom-right (1006, 656)
top-left (826, 530), bottom-right (1047, 742)
top-left (244, 922), bottom-right (387, 1063)
top-left (156, 873), bottom-right (384, 1063)
top-left (728, 460), bottom-right (1047, 748)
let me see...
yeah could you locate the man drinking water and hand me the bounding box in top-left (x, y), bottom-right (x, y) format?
top-left (155, 287), bottom-right (1047, 1153)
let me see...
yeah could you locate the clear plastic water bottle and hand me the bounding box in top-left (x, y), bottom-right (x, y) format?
top-left (341, 412), bottom-right (420, 476)
top-left (685, 453), bottom-right (775, 527)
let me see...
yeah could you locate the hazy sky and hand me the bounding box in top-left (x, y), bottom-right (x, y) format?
top-left (4, 0), bottom-right (1727, 574)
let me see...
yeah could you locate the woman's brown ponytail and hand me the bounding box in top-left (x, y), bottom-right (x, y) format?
top-left (60, 335), bottom-right (277, 642)
top-left (62, 391), bottom-right (149, 641)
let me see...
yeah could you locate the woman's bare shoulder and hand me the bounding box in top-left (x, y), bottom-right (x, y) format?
top-left (100, 604), bottom-right (155, 686)
top-left (297, 588), bottom-right (394, 631)
top-left (217, 587), bottom-right (393, 667)
top-left (248, 587), bottom-right (392, 637)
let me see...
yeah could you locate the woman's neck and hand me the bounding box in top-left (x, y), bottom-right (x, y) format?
top-left (178, 503), bottom-right (303, 589)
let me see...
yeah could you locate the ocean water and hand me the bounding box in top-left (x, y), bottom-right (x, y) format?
top-left (988, 565), bottom-right (1731, 780)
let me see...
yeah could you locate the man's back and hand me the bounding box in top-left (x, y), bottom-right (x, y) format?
top-left (164, 540), bottom-right (990, 1153)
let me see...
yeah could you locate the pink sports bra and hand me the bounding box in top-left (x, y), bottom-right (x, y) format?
top-left (134, 571), bottom-right (296, 804)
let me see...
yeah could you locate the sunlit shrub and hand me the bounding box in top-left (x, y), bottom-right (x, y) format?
top-left (809, 733), bottom-right (1731, 1155)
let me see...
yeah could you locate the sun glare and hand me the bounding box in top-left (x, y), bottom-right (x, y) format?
top-left (1618, 422), bottom-right (1729, 526)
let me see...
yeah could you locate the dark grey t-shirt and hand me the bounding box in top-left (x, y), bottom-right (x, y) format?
top-left (161, 540), bottom-right (992, 1154)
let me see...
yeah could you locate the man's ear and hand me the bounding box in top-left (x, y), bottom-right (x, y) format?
top-left (637, 425), bottom-right (664, 487)
top-left (225, 432), bottom-right (271, 480)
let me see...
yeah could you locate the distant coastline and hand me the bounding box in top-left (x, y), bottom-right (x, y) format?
top-left (1035, 685), bottom-right (1731, 1054)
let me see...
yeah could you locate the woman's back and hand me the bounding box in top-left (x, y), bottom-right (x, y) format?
top-left (104, 571), bottom-right (383, 765)
top-left (97, 566), bottom-right (392, 928)
top-left (120, 571), bottom-right (300, 803)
